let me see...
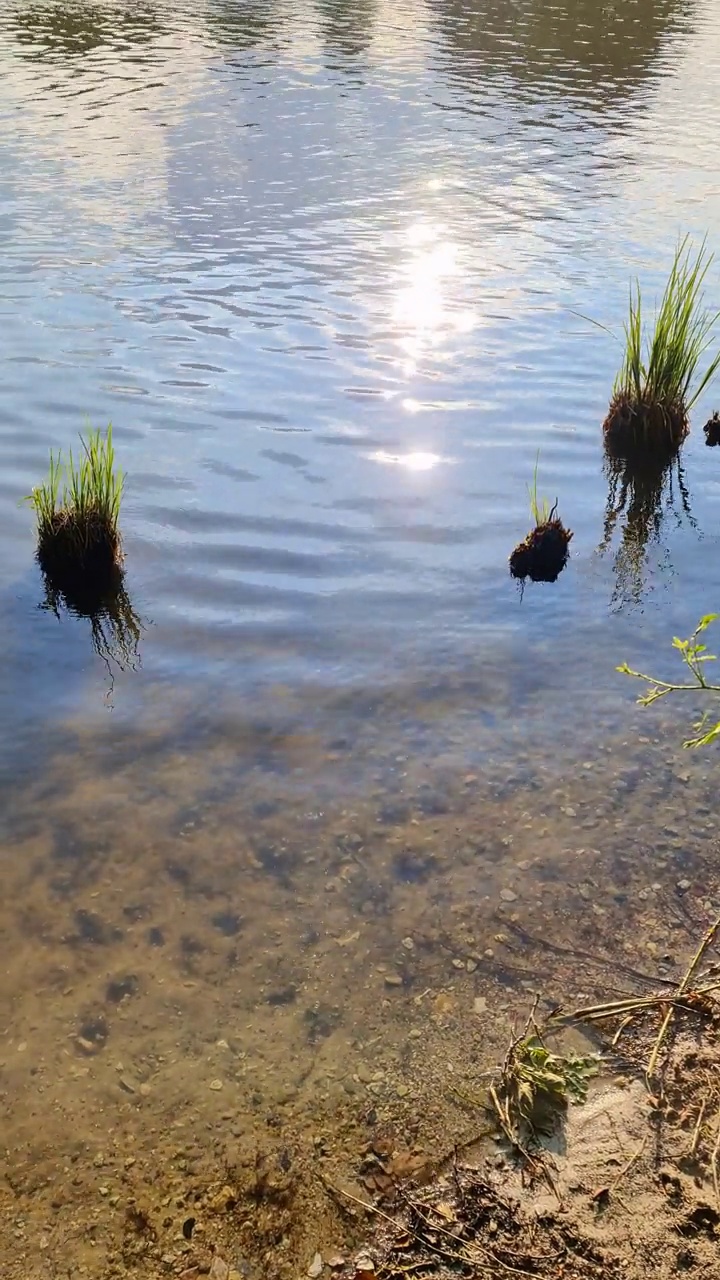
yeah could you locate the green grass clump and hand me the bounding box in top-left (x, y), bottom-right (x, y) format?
top-left (27, 424), bottom-right (124, 582)
top-left (605, 237), bottom-right (720, 450)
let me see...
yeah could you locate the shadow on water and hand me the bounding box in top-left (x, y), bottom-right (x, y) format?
top-left (40, 569), bottom-right (144, 697)
top-left (9, 1), bottom-right (165, 57)
top-left (599, 439), bottom-right (696, 609)
top-left (205, 0), bottom-right (280, 50)
top-left (315, 0), bottom-right (377, 66)
top-left (432, 0), bottom-right (696, 106)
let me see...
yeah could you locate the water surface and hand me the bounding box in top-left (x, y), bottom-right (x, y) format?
top-left (2, 1), bottom-right (720, 1274)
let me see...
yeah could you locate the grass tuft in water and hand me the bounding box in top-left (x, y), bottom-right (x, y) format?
top-left (510, 453), bottom-right (572, 583)
top-left (27, 424), bottom-right (124, 586)
top-left (604, 237), bottom-right (720, 451)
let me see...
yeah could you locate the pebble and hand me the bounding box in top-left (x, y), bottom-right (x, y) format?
top-left (401, 937), bottom-right (415, 951)
top-left (452, 958), bottom-right (465, 970)
top-left (473, 997), bottom-right (488, 1015)
top-left (308, 1252), bottom-right (323, 1278)
top-left (408, 1029), bottom-right (422, 1040)
top-left (209, 1079), bottom-right (224, 1091)
top-left (677, 879), bottom-right (691, 892)
top-left (209, 1259), bottom-right (230, 1280)
top-left (499, 889), bottom-right (517, 903)
top-left (356, 1064), bottom-right (374, 1084)
top-left (396, 1083), bottom-right (409, 1097)
top-left (466, 959), bottom-right (477, 973)
top-left (384, 973), bottom-right (403, 988)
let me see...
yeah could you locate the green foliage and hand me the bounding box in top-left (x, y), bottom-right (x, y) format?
top-left (614, 237), bottom-right (720, 420)
top-left (619, 613), bottom-right (720, 748)
top-left (527, 451), bottom-right (552, 526)
top-left (506, 1036), bottom-right (597, 1121)
top-left (27, 424), bottom-right (123, 549)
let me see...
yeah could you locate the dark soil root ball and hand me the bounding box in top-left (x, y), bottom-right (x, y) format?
top-left (509, 519), bottom-right (573, 583)
top-left (37, 513), bottom-right (122, 605)
top-left (603, 393), bottom-right (688, 456)
top-left (704, 412), bottom-right (720, 446)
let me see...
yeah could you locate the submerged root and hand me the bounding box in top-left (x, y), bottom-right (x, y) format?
top-left (603, 391), bottom-right (688, 455)
top-left (37, 508), bottom-right (123, 592)
top-left (509, 517), bottom-right (572, 583)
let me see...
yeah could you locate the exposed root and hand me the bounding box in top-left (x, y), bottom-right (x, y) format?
top-left (603, 391), bottom-right (688, 454)
top-left (509, 513), bottom-right (572, 583)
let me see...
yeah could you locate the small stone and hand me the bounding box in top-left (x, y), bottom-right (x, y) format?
top-left (356, 1064), bottom-right (373, 1084)
top-left (499, 889), bottom-right (517, 903)
top-left (562, 806), bottom-right (577, 817)
top-left (355, 1255), bottom-right (375, 1275)
top-left (466, 959), bottom-right (477, 973)
top-left (139, 1083), bottom-right (151, 1097)
top-left (209, 1079), bottom-right (223, 1091)
top-left (396, 1083), bottom-right (410, 1097)
top-left (327, 1257), bottom-right (345, 1270)
top-left (209, 1259), bottom-right (230, 1280)
top-left (384, 974), bottom-right (403, 988)
top-left (452, 958), bottom-right (465, 970)
top-left (408, 1029), bottom-right (422, 1040)
top-left (474, 996), bottom-right (487, 1015)
top-left (677, 880), bottom-right (691, 892)
top-left (308, 1252), bottom-right (323, 1278)
top-left (401, 937), bottom-right (415, 951)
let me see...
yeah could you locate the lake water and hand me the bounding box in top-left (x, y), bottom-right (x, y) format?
top-left (2, 1), bottom-right (720, 1275)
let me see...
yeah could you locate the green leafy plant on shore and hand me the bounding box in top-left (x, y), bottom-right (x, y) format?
top-left (619, 613), bottom-right (720, 748)
top-left (490, 1031), bottom-right (599, 1147)
top-left (604, 237), bottom-right (720, 447)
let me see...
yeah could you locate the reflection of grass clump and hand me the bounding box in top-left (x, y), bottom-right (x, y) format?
top-left (604, 238), bottom-right (720, 451)
top-left (27, 425), bottom-right (124, 586)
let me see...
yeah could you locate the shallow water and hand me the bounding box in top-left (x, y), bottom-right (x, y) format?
top-left (2, 0), bottom-right (720, 1273)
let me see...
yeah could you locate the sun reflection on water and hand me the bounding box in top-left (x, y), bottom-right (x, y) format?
top-left (393, 219), bottom-right (476, 375)
top-left (367, 449), bottom-right (444, 471)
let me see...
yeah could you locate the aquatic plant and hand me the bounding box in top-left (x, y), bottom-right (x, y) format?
top-left (510, 454), bottom-right (572, 583)
top-left (27, 424), bottom-right (124, 585)
top-left (704, 411), bottom-right (720, 446)
top-left (619, 613), bottom-right (720, 748)
top-left (527, 451), bottom-right (551, 525)
top-left (604, 237), bottom-right (720, 450)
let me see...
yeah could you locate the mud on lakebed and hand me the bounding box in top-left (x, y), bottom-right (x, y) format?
top-left (1, 688), bottom-right (720, 1278)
